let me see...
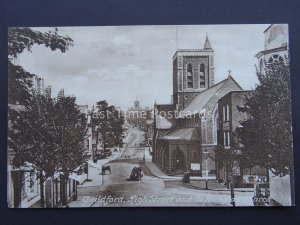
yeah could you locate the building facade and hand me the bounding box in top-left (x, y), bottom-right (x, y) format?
top-left (172, 34), bottom-right (215, 111)
top-left (126, 100), bottom-right (153, 132)
top-left (153, 35), bottom-right (243, 175)
top-left (255, 24), bottom-right (289, 73)
top-left (215, 91), bottom-right (268, 187)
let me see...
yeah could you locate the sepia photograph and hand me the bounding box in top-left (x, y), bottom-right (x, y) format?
top-left (7, 24), bottom-right (294, 208)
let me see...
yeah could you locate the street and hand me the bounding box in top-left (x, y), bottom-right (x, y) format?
top-left (72, 127), bottom-right (253, 207)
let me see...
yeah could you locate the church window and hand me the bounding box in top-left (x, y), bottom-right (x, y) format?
top-left (224, 131), bottom-right (230, 148)
top-left (226, 104), bottom-right (230, 121)
top-left (199, 63), bottom-right (205, 88)
top-left (267, 54), bottom-right (284, 64)
top-left (223, 104), bottom-right (230, 122)
top-left (187, 63), bottom-right (193, 88)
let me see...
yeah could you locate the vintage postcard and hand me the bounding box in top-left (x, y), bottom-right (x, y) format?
top-left (7, 24), bottom-right (294, 207)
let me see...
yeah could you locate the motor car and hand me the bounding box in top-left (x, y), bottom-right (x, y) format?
top-left (102, 165), bottom-right (111, 175)
top-left (182, 172), bottom-right (190, 183)
top-left (129, 167), bottom-right (143, 181)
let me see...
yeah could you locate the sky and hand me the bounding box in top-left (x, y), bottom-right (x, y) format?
top-left (18, 24), bottom-right (268, 109)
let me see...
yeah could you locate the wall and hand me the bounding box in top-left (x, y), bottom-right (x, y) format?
top-left (202, 78), bottom-right (243, 145)
top-left (269, 170), bottom-right (292, 206)
top-left (264, 24), bottom-right (288, 50)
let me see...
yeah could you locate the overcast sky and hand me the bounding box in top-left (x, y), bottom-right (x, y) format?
top-left (18, 24), bottom-right (268, 109)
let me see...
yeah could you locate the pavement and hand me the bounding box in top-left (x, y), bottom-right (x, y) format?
top-left (143, 148), bottom-right (254, 193)
top-left (68, 126), bottom-right (254, 207)
top-left (77, 150), bottom-right (122, 188)
top-left (144, 148), bottom-right (215, 180)
top-left (73, 127), bottom-right (137, 189)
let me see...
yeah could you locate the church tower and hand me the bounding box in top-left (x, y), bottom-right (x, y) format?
top-left (172, 34), bottom-right (215, 110)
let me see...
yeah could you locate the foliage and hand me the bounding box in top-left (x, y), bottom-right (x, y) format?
top-left (92, 100), bottom-right (125, 150)
top-left (8, 27), bottom-right (73, 58)
top-left (238, 59), bottom-right (293, 176)
top-left (9, 89), bottom-right (87, 175)
top-left (9, 89), bottom-right (87, 206)
top-left (8, 27), bottom-right (73, 104)
top-left (8, 61), bottom-right (34, 105)
top-left (54, 90), bottom-right (88, 175)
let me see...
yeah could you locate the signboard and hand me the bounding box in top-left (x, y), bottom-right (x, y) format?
top-left (232, 161), bottom-right (240, 176)
top-left (191, 163), bottom-right (200, 171)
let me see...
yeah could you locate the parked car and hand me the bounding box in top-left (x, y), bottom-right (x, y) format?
top-left (130, 167), bottom-right (143, 181)
top-left (102, 165), bottom-right (111, 175)
top-left (182, 172), bottom-right (190, 183)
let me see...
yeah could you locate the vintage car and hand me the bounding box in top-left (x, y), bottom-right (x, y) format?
top-left (102, 165), bottom-right (111, 175)
top-left (181, 172), bottom-right (191, 183)
top-left (129, 167), bottom-right (143, 181)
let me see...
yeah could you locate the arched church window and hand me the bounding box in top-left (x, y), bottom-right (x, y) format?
top-left (199, 63), bottom-right (205, 88)
top-left (187, 63), bottom-right (193, 88)
top-left (267, 54), bottom-right (284, 64)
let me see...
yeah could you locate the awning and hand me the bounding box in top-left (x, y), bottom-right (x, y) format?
top-left (160, 128), bottom-right (200, 141)
top-left (155, 115), bottom-right (172, 129)
top-left (69, 173), bottom-right (87, 184)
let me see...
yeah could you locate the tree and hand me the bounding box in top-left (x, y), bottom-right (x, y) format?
top-left (9, 88), bottom-right (57, 207)
top-left (93, 101), bottom-right (125, 151)
top-left (9, 89), bottom-right (87, 207)
top-left (8, 27), bottom-right (74, 207)
top-left (238, 59), bottom-right (293, 176)
top-left (8, 27), bottom-right (73, 104)
top-left (53, 90), bottom-right (87, 206)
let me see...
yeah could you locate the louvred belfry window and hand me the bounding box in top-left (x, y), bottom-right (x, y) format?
top-left (187, 64), bottom-right (193, 88)
top-left (200, 63), bottom-right (205, 88)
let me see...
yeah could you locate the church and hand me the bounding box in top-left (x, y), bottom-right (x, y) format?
top-left (153, 34), bottom-right (243, 175)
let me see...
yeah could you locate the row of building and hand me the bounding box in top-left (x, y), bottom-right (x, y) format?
top-left (150, 24), bottom-right (292, 206)
top-left (7, 64), bottom-right (92, 208)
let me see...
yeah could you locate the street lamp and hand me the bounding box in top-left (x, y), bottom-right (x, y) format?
top-left (230, 149), bottom-right (242, 207)
top-left (84, 152), bottom-right (92, 182)
top-left (203, 149), bottom-right (209, 190)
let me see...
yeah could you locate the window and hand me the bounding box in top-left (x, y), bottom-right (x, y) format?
top-left (223, 104), bottom-right (230, 122)
top-left (267, 54), bottom-right (284, 64)
top-left (224, 131), bottom-right (230, 148)
top-left (199, 63), bottom-right (205, 88)
top-left (226, 104), bottom-right (230, 121)
top-left (187, 64), bottom-right (193, 88)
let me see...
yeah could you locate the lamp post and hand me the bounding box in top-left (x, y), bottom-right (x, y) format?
top-left (230, 149), bottom-right (242, 207)
top-left (84, 151), bottom-right (92, 182)
top-left (203, 149), bottom-right (209, 190)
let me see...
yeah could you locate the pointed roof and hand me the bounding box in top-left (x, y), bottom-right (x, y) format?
top-left (203, 33), bottom-right (212, 49)
top-left (178, 75), bottom-right (243, 118)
